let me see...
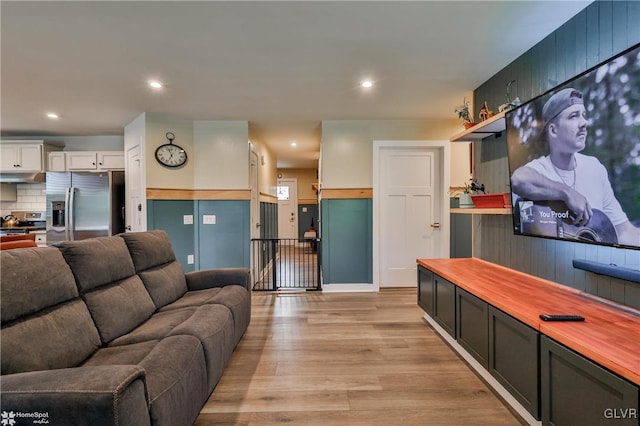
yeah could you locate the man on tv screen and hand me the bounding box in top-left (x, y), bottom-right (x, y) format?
top-left (511, 88), bottom-right (640, 247)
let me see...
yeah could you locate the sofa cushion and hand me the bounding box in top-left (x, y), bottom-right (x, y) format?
top-left (109, 307), bottom-right (198, 347)
top-left (108, 305), bottom-right (234, 391)
top-left (120, 230), bottom-right (175, 271)
top-left (2, 299), bottom-right (101, 375)
top-left (120, 230), bottom-right (188, 308)
top-left (83, 335), bottom-right (208, 426)
top-left (1, 247), bottom-right (78, 323)
top-left (1, 247), bottom-right (101, 375)
top-left (138, 260), bottom-right (188, 309)
top-left (58, 236), bottom-right (136, 292)
top-left (160, 285), bottom-right (251, 346)
top-left (83, 275), bottom-right (158, 343)
top-left (58, 236), bottom-right (156, 344)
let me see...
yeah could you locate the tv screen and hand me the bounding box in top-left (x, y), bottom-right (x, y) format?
top-left (506, 43), bottom-right (640, 250)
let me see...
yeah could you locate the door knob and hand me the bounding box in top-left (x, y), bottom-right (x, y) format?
top-left (430, 223), bottom-right (441, 229)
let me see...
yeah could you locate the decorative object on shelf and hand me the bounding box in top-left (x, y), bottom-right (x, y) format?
top-left (471, 192), bottom-right (511, 209)
top-left (459, 193), bottom-right (474, 209)
top-left (478, 101), bottom-right (494, 122)
top-left (456, 177), bottom-right (485, 208)
top-left (455, 97), bottom-right (477, 129)
top-left (498, 80), bottom-right (522, 113)
top-left (464, 177), bottom-right (485, 194)
top-left (155, 132), bottom-right (188, 168)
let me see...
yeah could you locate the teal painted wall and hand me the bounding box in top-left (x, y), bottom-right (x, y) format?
top-left (147, 199), bottom-right (250, 271)
top-left (321, 198), bottom-right (372, 284)
top-left (198, 200), bottom-right (250, 269)
top-left (473, 0), bottom-right (640, 308)
top-left (147, 200), bottom-right (196, 272)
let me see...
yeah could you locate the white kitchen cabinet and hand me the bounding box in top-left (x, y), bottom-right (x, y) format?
top-left (66, 151), bottom-right (98, 170)
top-left (0, 144), bottom-right (43, 172)
top-left (48, 152), bottom-right (66, 171)
top-left (51, 151), bottom-right (124, 171)
top-left (97, 152), bottom-right (124, 170)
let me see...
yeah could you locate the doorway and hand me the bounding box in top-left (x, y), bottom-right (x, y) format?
top-left (277, 178), bottom-right (298, 240)
top-left (373, 141), bottom-right (450, 289)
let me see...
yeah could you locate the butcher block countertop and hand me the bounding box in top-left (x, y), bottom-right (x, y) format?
top-left (417, 257), bottom-right (640, 386)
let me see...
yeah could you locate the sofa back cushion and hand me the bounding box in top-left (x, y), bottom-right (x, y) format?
top-left (1, 247), bottom-right (101, 374)
top-left (120, 230), bottom-right (188, 309)
top-left (58, 236), bottom-right (156, 343)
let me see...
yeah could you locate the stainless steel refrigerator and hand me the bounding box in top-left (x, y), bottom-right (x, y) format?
top-left (46, 171), bottom-right (125, 245)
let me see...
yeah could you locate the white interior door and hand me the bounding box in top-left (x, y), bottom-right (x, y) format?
top-left (125, 146), bottom-right (145, 232)
top-left (277, 178), bottom-right (298, 240)
top-left (378, 147), bottom-right (443, 287)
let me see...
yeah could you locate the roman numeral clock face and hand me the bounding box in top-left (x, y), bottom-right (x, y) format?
top-left (155, 132), bottom-right (187, 167)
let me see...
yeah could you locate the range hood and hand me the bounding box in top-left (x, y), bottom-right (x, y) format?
top-left (0, 172), bottom-right (46, 183)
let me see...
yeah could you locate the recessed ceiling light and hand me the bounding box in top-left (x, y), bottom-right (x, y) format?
top-left (46, 113), bottom-right (59, 119)
top-left (148, 80), bottom-right (163, 89)
top-left (361, 80), bottom-right (374, 89)
top-left (290, 141), bottom-right (297, 147)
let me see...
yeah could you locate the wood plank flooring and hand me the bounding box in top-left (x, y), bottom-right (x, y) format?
top-left (195, 288), bottom-right (524, 425)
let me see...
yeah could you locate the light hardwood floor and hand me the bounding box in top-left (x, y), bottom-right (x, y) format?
top-left (195, 288), bottom-right (524, 425)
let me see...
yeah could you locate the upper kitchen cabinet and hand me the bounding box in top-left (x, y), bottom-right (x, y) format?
top-left (97, 151), bottom-right (125, 170)
top-left (48, 152), bottom-right (66, 171)
top-left (0, 141), bottom-right (61, 172)
top-left (49, 151), bottom-right (124, 171)
top-left (66, 151), bottom-right (98, 170)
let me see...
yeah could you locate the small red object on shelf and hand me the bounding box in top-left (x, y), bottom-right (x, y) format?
top-left (471, 193), bottom-right (511, 208)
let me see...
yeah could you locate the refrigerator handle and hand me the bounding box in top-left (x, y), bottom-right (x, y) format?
top-left (68, 187), bottom-right (76, 241)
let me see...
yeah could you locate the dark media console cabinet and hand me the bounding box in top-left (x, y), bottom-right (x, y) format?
top-left (417, 257), bottom-right (639, 426)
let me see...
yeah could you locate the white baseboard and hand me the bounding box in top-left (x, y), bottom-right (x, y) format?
top-left (321, 283), bottom-right (377, 292)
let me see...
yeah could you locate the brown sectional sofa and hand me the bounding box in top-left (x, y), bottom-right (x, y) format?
top-left (0, 230), bottom-right (251, 426)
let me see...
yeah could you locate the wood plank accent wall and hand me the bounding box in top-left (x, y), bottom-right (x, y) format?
top-left (147, 188), bottom-right (251, 200)
top-left (321, 188), bottom-right (372, 199)
top-left (472, 1), bottom-right (640, 309)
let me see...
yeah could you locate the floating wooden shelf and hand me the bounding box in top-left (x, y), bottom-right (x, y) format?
top-left (450, 208), bottom-right (511, 215)
top-left (450, 111), bottom-right (506, 142)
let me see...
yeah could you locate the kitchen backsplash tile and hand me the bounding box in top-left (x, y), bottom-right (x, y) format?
top-left (1, 183), bottom-right (46, 216)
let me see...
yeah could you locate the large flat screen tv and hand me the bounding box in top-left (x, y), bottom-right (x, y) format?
top-left (506, 43), bottom-right (640, 250)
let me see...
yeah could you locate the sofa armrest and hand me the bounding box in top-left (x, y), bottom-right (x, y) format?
top-left (1, 365), bottom-right (151, 426)
top-left (185, 267), bottom-right (251, 292)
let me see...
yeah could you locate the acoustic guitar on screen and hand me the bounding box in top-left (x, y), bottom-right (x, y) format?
top-left (516, 200), bottom-right (618, 244)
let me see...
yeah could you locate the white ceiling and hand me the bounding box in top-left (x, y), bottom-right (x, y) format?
top-left (1, 1), bottom-right (592, 168)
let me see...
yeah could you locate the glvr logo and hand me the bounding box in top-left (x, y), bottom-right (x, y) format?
top-left (604, 408), bottom-right (638, 419)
